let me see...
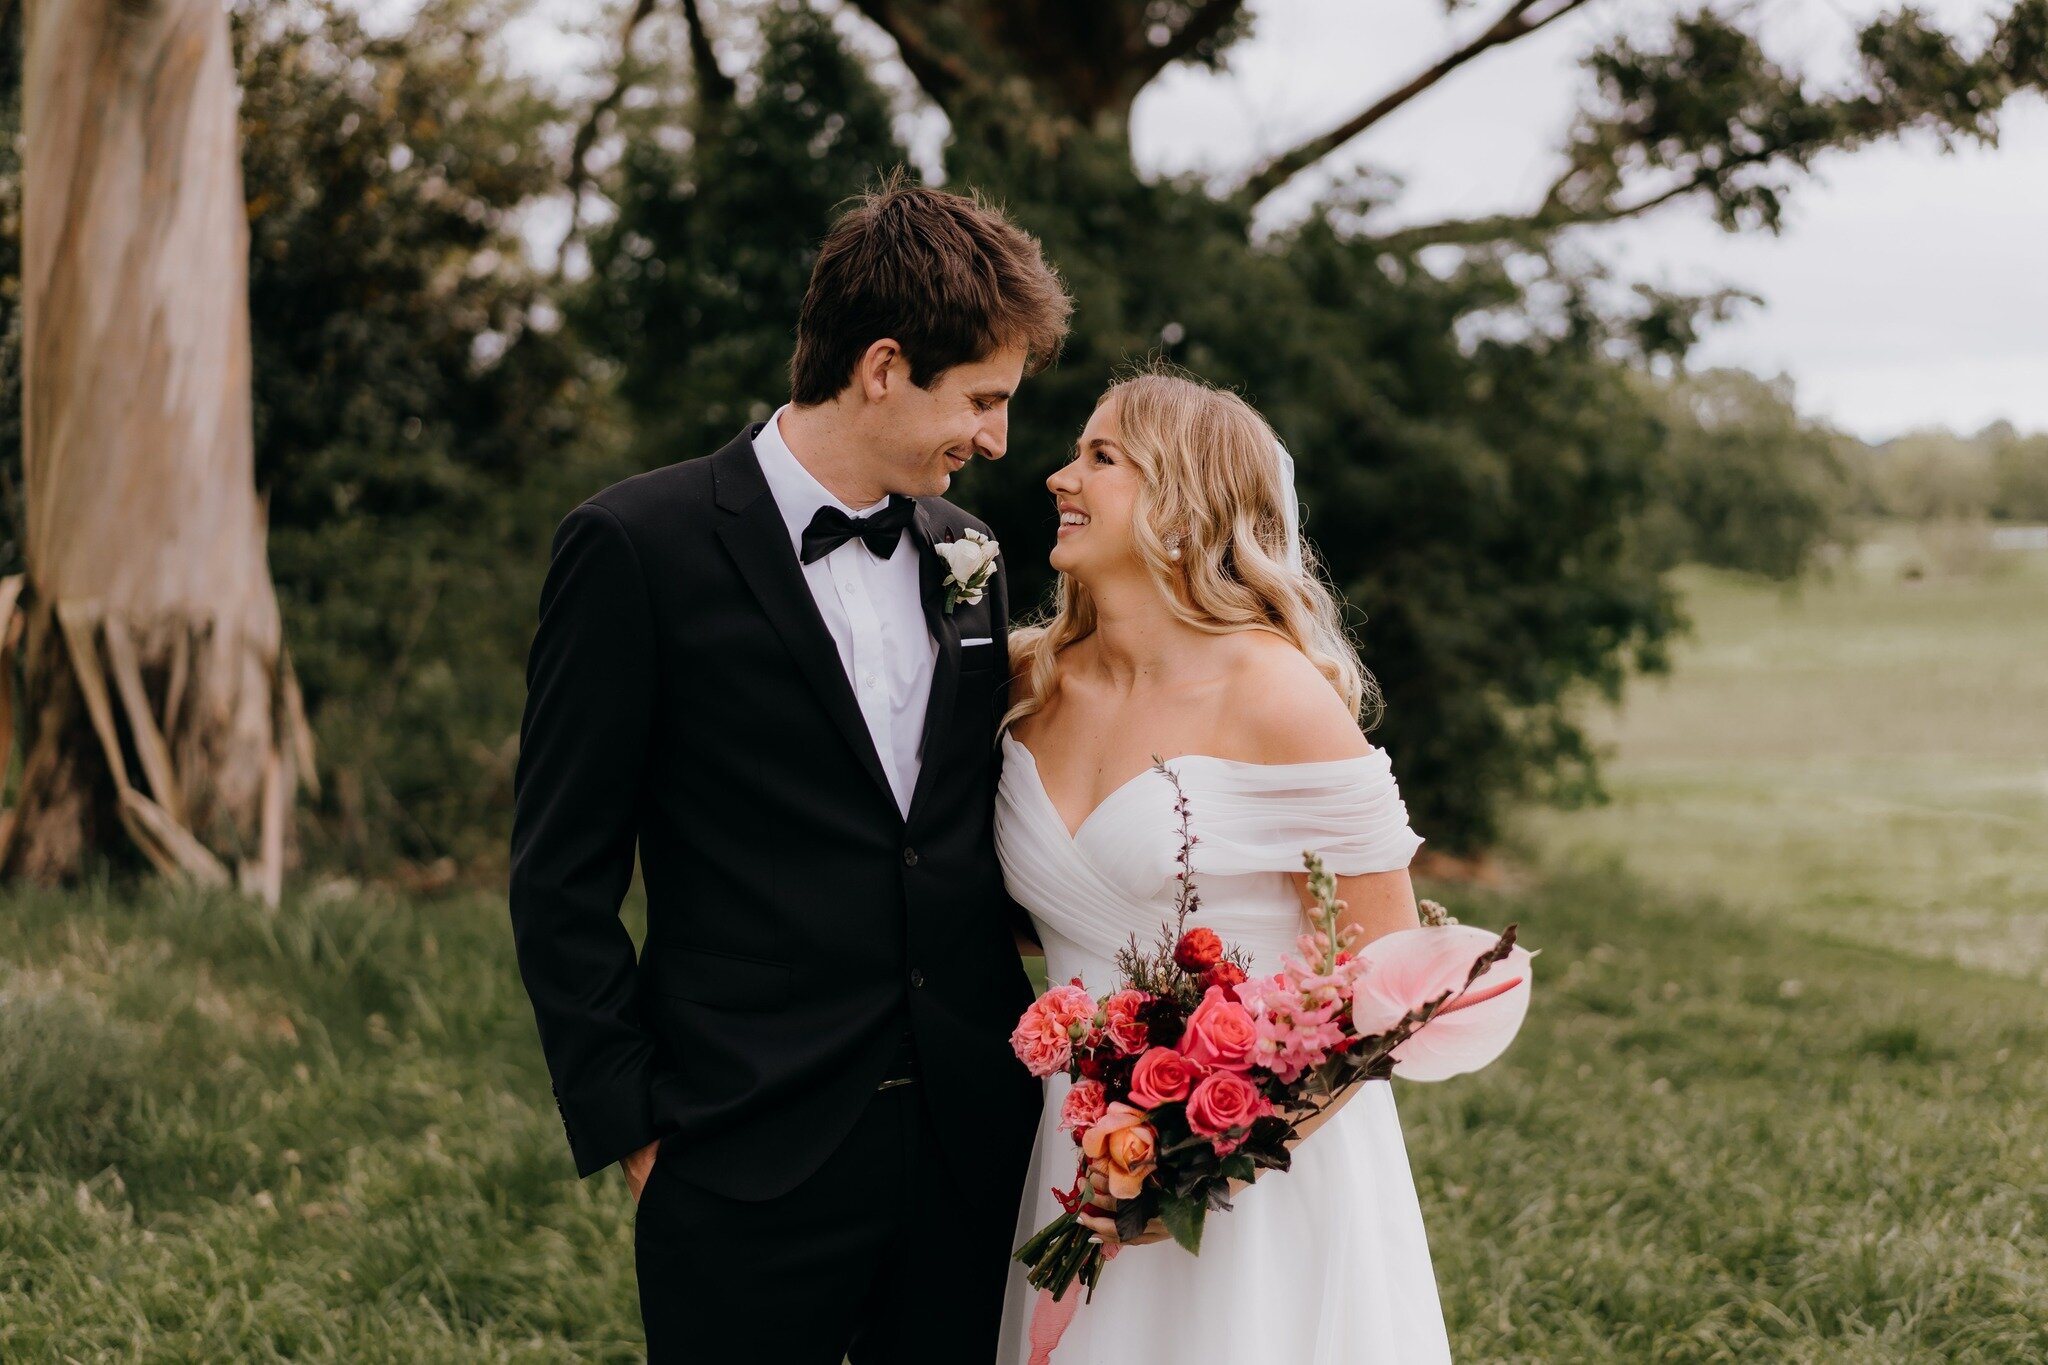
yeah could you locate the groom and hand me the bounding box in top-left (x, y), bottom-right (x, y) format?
top-left (508, 178), bottom-right (1072, 1362)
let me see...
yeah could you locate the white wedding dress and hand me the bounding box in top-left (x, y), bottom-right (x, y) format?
top-left (993, 733), bottom-right (1454, 1365)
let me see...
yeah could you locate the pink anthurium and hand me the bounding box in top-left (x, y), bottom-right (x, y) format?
top-left (1351, 924), bottom-right (1535, 1082)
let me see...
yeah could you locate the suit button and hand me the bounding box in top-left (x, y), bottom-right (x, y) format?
top-left (902, 847), bottom-right (919, 866)
top-left (910, 968), bottom-right (926, 988)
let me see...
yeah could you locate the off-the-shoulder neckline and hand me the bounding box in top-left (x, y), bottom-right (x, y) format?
top-left (1001, 731), bottom-right (1386, 842)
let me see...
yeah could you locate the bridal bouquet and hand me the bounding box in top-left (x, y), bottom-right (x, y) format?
top-left (1009, 762), bottom-right (1534, 1347)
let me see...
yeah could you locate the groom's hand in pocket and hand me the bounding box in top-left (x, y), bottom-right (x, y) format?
top-left (622, 1137), bottom-right (661, 1203)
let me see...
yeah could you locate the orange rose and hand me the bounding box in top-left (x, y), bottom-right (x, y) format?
top-left (1080, 1102), bottom-right (1158, 1199)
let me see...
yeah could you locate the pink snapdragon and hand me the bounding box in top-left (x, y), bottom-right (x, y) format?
top-left (1235, 972), bottom-right (1349, 1085)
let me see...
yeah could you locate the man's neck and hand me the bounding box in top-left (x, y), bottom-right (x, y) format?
top-left (776, 400), bottom-right (890, 509)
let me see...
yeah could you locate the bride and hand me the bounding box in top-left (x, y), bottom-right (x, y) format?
top-left (993, 367), bottom-right (1453, 1363)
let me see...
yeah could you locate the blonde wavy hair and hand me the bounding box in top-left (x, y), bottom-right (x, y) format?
top-left (1002, 365), bottom-right (1382, 735)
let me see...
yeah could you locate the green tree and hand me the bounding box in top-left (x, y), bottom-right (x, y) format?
top-left (1988, 425), bottom-right (2048, 521)
top-left (1855, 430), bottom-right (1997, 521)
top-left (570, 0), bottom-right (911, 466)
top-left (1634, 369), bottom-right (1850, 580)
top-left (574, 0), bottom-right (2044, 849)
top-left (841, 0), bottom-right (2047, 846)
top-left (233, 0), bottom-right (606, 872)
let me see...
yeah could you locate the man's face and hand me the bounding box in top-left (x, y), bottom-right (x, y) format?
top-left (870, 343), bottom-right (1027, 498)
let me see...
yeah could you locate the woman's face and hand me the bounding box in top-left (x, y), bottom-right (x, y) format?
top-left (1045, 397), bottom-right (1145, 582)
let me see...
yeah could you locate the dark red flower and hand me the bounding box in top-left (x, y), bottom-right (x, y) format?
top-left (1202, 961), bottom-right (1247, 994)
top-left (1135, 997), bottom-right (1186, 1050)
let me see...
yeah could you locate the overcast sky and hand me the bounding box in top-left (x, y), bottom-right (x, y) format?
top-left (502, 0), bottom-right (2048, 439)
top-left (1122, 0), bottom-right (2048, 440)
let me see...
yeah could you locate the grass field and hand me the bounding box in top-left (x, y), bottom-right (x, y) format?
top-left (2, 528), bottom-right (2043, 1361)
top-left (1519, 529), bottom-right (2048, 983)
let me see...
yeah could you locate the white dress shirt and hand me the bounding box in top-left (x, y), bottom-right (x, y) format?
top-left (753, 405), bottom-right (938, 817)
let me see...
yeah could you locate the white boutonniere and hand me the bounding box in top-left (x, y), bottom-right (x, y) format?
top-left (934, 528), bottom-right (1000, 615)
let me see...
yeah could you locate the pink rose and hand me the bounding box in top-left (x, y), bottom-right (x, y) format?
top-left (1101, 989), bottom-right (1151, 1055)
top-left (1060, 1079), bottom-right (1108, 1135)
top-left (1127, 1046), bottom-right (1200, 1108)
top-left (1185, 1070), bottom-right (1270, 1154)
top-left (1010, 981), bottom-right (1096, 1078)
top-left (1178, 985), bottom-right (1258, 1072)
top-left (1081, 1103), bottom-right (1158, 1199)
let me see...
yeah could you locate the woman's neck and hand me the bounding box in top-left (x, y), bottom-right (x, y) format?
top-left (1081, 573), bottom-right (1211, 692)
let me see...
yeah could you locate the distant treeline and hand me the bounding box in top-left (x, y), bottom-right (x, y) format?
top-left (1840, 425), bottom-right (2048, 525)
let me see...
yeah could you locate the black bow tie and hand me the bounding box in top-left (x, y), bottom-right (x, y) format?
top-left (800, 497), bottom-right (918, 564)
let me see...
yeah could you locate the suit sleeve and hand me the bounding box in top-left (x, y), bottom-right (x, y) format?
top-left (508, 502), bottom-right (665, 1178)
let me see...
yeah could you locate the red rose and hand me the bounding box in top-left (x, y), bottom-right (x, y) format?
top-left (1202, 961), bottom-right (1247, 994)
top-left (1173, 927), bottom-right (1224, 972)
top-left (1177, 985), bottom-right (1258, 1072)
top-left (1185, 1070), bottom-right (1269, 1153)
top-left (1127, 1047), bottom-right (1200, 1108)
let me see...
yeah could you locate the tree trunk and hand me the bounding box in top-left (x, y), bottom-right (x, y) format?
top-left (7, 0), bottom-right (314, 902)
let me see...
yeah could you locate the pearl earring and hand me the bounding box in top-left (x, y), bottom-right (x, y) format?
top-left (1165, 533), bottom-right (1183, 561)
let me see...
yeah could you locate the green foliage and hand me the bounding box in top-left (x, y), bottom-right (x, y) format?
top-left (1558, 6), bottom-right (2048, 235)
top-left (570, 7), bottom-right (1888, 849)
top-left (233, 0), bottom-right (613, 872)
top-left (1155, 1189), bottom-right (1206, 1254)
top-left (570, 0), bottom-right (909, 463)
top-left (931, 132), bottom-right (1695, 846)
top-left (1989, 425), bottom-right (2048, 520)
top-left (3, 0), bottom-right (2036, 869)
top-left (1632, 369), bottom-right (1851, 580)
top-left (1363, 2), bottom-right (2048, 249)
top-left (1837, 424), bottom-right (2048, 524)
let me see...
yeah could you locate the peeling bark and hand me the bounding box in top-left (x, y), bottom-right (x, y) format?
top-left (10, 0), bottom-right (310, 902)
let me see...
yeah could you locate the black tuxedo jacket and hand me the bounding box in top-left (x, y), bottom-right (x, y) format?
top-left (508, 425), bottom-right (1042, 1209)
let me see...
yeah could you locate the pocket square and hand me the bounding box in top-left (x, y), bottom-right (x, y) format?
top-left (959, 636), bottom-right (994, 648)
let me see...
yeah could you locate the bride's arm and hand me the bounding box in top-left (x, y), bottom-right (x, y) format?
top-left (1277, 865), bottom-right (1422, 1145)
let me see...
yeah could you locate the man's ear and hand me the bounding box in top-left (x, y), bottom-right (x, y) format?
top-left (857, 339), bottom-right (904, 403)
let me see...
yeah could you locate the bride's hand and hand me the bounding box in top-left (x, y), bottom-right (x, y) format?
top-left (1073, 1171), bottom-right (1173, 1246)
top-left (1075, 1171), bottom-right (1259, 1247)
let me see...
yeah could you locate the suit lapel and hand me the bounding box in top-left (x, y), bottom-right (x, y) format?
top-left (904, 501), bottom-right (960, 829)
top-left (711, 430), bottom-right (899, 818)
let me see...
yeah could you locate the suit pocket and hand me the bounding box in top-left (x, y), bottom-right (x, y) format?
top-left (958, 638), bottom-right (999, 671)
top-left (649, 946), bottom-right (792, 1008)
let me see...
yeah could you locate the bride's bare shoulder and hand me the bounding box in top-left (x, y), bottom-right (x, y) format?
top-left (1004, 631), bottom-right (1089, 747)
top-left (1219, 631), bottom-right (1373, 766)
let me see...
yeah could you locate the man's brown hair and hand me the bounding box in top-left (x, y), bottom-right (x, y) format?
top-left (789, 171), bottom-right (1073, 405)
